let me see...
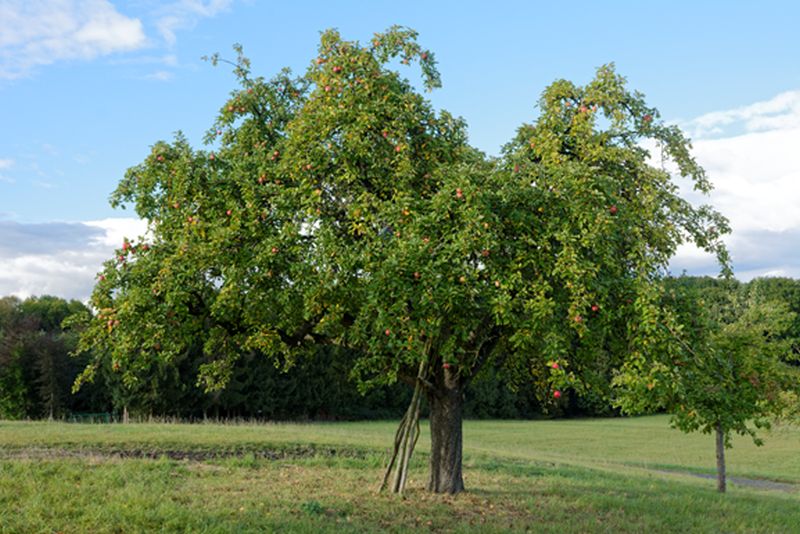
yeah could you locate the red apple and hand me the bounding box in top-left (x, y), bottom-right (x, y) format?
top-left (553, 390), bottom-right (562, 399)
top-left (609, 205), bottom-right (618, 215)
top-left (421, 52), bottom-right (428, 60)
top-left (413, 271), bottom-right (421, 280)
top-left (591, 305), bottom-right (599, 312)
top-left (574, 314), bottom-right (582, 323)
top-left (226, 209), bottom-right (232, 216)
top-left (456, 188), bottom-right (463, 199)
top-left (385, 329), bottom-right (391, 336)
top-left (324, 85), bottom-right (331, 92)
top-left (209, 153), bottom-right (215, 161)
top-left (271, 246), bottom-right (278, 254)
top-left (643, 114), bottom-right (652, 123)
top-left (481, 249), bottom-right (490, 257)
top-left (551, 362), bottom-right (559, 369)
top-left (442, 363), bottom-right (451, 369)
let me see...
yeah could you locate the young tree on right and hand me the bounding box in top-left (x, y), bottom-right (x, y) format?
top-left (615, 278), bottom-right (800, 492)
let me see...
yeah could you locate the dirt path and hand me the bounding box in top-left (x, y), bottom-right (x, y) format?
top-left (0, 445), bottom-right (368, 462)
top-left (655, 469), bottom-right (798, 492)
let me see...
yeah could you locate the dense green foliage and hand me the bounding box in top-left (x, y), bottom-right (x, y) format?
top-left (1, 294), bottom-right (547, 421)
top-left (0, 296), bottom-right (102, 419)
top-left (70, 26), bottom-right (728, 443)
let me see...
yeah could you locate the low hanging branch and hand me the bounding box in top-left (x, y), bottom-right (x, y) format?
top-left (380, 359), bottom-right (429, 494)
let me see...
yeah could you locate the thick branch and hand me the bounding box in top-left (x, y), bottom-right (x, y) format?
top-left (463, 326), bottom-right (503, 387)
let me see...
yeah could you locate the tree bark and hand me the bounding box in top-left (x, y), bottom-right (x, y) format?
top-left (715, 422), bottom-right (726, 493)
top-left (427, 366), bottom-right (465, 494)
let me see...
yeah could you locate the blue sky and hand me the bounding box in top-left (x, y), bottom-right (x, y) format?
top-left (1, 0), bottom-right (799, 299)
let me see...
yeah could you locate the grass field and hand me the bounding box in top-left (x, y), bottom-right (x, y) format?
top-left (1, 415), bottom-right (798, 532)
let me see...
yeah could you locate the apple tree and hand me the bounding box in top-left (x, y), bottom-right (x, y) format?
top-left (74, 27), bottom-right (729, 494)
top-left (614, 278), bottom-right (799, 492)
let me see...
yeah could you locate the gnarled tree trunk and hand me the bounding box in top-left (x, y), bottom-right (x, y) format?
top-left (427, 366), bottom-right (465, 494)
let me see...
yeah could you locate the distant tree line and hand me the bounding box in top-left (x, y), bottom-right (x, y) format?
top-left (1, 275), bottom-right (797, 421)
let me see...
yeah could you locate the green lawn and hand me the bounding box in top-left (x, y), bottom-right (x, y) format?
top-left (1, 416), bottom-right (798, 533)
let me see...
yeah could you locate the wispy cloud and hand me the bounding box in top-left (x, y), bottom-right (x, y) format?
top-left (669, 90), bottom-right (800, 280)
top-left (0, 0), bottom-right (147, 79)
top-left (142, 69), bottom-right (174, 81)
top-left (0, 218), bottom-right (148, 301)
top-left (681, 90), bottom-right (800, 139)
top-left (154, 0), bottom-right (234, 46)
top-left (0, 158), bottom-right (14, 183)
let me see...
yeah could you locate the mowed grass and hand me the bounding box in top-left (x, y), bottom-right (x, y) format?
top-left (1, 416), bottom-right (798, 533)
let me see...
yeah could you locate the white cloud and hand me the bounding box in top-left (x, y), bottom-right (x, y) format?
top-left (682, 90), bottom-right (800, 139)
top-left (155, 0), bottom-right (233, 46)
top-left (0, 0), bottom-right (147, 79)
top-left (0, 217), bottom-right (148, 302)
top-left (669, 90), bottom-right (800, 281)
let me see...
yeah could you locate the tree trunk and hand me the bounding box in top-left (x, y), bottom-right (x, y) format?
top-left (381, 360), bottom-right (427, 494)
top-left (427, 366), bottom-right (464, 494)
top-left (715, 422), bottom-right (726, 493)
top-left (123, 405), bottom-right (129, 424)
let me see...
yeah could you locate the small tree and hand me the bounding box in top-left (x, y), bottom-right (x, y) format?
top-left (74, 27), bottom-right (728, 494)
top-left (615, 279), bottom-right (799, 492)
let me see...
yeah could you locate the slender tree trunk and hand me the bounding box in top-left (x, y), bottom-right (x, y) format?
top-left (715, 422), bottom-right (726, 493)
top-left (380, 360), bottom-right (427, 494)
top-left (427, 366), bottom-right (464, 494)
top-left (123, 405), bottom-right (129, 424)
